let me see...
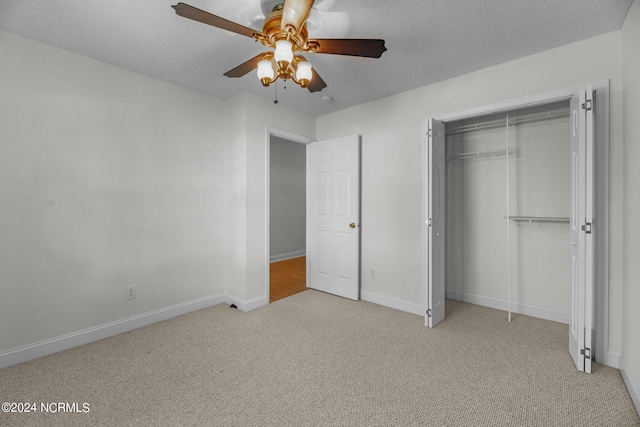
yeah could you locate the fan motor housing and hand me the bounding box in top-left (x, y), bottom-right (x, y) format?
top-left (261, 5), bottom-right (309, 50)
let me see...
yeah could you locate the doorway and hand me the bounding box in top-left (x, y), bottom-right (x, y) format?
top-left (265, 130), bottom-right (362, 302)
top-left (267, 129), bottom-right (313, 303)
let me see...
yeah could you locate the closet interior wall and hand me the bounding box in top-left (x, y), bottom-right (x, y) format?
top-left (445, 101), bottom-right (571, 322)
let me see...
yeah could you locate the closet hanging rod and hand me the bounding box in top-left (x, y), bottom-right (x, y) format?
top-left (506, 216), bottom-right (570, 224)
top-left (446, 108), bottom-right (569, 136)
top-left (446, 148), bottom-right (514, 161)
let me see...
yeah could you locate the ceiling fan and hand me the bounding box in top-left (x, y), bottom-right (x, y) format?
top-left (172, 1), bottom-right (387, 93)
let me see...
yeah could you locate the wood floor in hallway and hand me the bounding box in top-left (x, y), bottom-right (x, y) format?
top-left (270, 256), bottom-right (306, 303)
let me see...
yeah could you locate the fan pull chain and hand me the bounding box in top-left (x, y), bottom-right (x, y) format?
top-left (274, 81), bottom-right (278, 104)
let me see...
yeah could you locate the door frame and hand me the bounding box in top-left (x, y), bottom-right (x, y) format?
top-left (265, 127), bottom-right (315, 303)
top-left (422, 80), bottom-right (611, 366)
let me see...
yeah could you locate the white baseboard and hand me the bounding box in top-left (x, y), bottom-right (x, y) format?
top-left (224, 294), bottom-right (268, 313)
top-left (0, 294), bottom-right (226, 370)
top-left (361, 290), bottom-right (423, 316)
top-left (270, 250), bottom-right (306, 263)
top-left (620, 356), bottom-right (640, 416)
top-left (445, 289), bottom-right (569, 324)
top-left (606, 351), bottom-right (621, 369)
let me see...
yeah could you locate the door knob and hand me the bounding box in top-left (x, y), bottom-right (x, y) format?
top-left (350, 223), bottom-right (357, 229)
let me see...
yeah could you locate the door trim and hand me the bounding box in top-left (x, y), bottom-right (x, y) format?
top-left (422, 80), bottom-right (611, 366)
top-left (265, 127), bottom-right (314, 303)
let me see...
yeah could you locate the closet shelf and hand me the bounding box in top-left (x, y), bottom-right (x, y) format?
top-left (446, 148), bottom-right (514, 161)
top-left (446, 108), bottom-right (570, 136)
top-left (506, 216), bottom-right (570, 224)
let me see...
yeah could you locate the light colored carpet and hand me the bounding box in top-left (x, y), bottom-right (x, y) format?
top-left (1, 290), bottom-right (638, 426)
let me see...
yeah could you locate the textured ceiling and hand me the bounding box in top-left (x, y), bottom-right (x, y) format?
top-left (0, 0), bottom-right (633, 116)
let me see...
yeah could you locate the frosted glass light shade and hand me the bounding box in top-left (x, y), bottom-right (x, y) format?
top-left (257, 60), bottom-right (275, 81)
top-left (274, 40), bottom-right (294, 64)
top-left (296, 62), bottom-right (312, 82)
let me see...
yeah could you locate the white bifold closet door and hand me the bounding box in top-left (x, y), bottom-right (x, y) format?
top-left (569, 86), bottom-right (595, 373)
top-left (425, 119), bottom-right (446, 327)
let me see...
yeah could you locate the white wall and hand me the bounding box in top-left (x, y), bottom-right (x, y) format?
top-left (223, 94), bottom-right (249, 304)
top-left (270, 136), bottom-right (306, 260)
top-left (622, 0), bottom-right (640, 412)
top-left (0, 29), bottom-right (317, 362)
top-left (224, 92), bottom-right (315, 306)
top-left (316, 31), bottom-right (625, 357)
top-left (0, 31), bottom-right (228, 354)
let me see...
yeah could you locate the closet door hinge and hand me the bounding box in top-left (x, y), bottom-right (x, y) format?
top-left (582, 222), bottom-right (592, 234)
top-left (581, 347), bottom-right (591, 359)
top-left (581, 99), bottom-right (592, 111)
top-left (426, 309), bottom-right (432, 317)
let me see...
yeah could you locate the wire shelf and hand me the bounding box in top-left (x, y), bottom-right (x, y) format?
top-left (506, 216), bottom-right (570, 224)
top-left (446, 148), bottom-right (514, 161)
top-left (446, 108), bottom-right (570, 136)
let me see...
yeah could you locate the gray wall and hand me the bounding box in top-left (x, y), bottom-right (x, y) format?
top-left (270, 136), bottom-right (306, 260)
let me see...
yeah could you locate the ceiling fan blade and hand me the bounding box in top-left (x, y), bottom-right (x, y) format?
top-left (172, 3), bottom-right (261, 39)
top-left (308, 38), bottom-right (387, 58)
top-left (281, 0), bottom-right (315, 34)
top-left (223, 53), bottom-right (270, 78)
top-left (307, 68), bottom-right (327, 92)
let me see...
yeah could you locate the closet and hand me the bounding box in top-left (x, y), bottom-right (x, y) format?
top-left (445, 101), bottom-right (571, 323)
top-left (423, 83), bottom-right (609, 373)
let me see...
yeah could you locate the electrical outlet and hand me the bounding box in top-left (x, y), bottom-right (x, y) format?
top-left (126, 285), bottom-right (136, 300)
top-left (371, 270), bottom-right (376, 279)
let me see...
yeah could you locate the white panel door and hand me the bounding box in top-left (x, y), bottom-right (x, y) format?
top-left (426, 119), bottom-right (446, 327)
top-left (307, 135), bottom-right (360, 300)
top-left (569, 86), bottom-right (594, 373)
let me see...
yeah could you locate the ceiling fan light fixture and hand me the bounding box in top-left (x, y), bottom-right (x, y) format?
top-left (295, 61), bottom-right (312, 87)
top-left (274, 40), bottom-right (294, 66)
top-left (257, 59), bottom-right (275, 86)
